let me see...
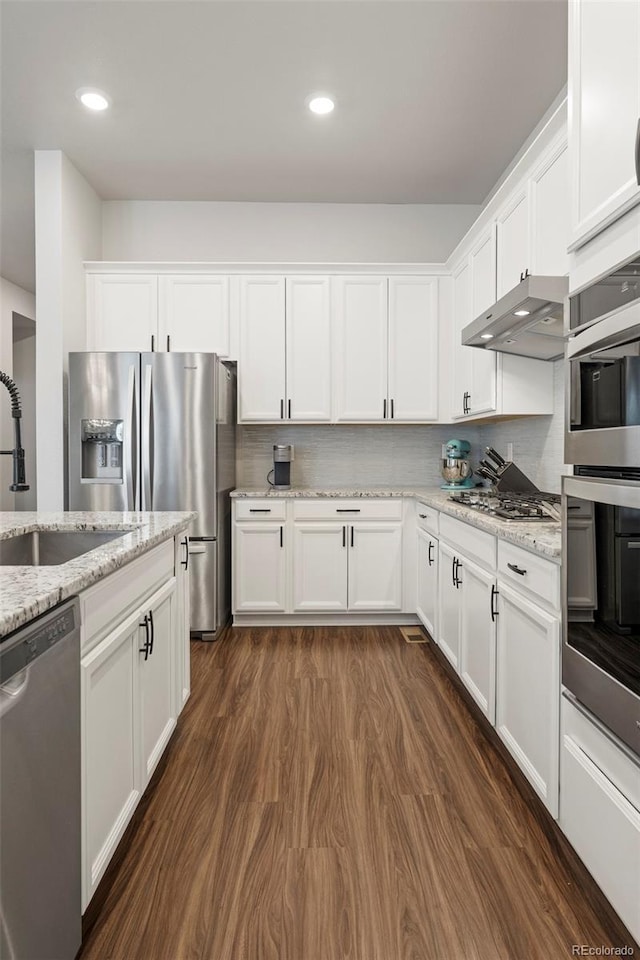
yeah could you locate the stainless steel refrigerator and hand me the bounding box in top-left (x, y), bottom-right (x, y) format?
top-left (68, 352), bottom-right (236, 638)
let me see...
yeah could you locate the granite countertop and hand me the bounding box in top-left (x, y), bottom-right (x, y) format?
top-left (0, 511), bottom-right (196, 638)
top-left (231, 487), bottom-right (561, 561)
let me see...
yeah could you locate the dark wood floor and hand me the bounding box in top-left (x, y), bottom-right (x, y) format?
top-left (80, 626), bottom-right (635, 960)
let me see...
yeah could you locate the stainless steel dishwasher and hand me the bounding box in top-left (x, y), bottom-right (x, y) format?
top-left (0, 597), bottom-right (81, 960)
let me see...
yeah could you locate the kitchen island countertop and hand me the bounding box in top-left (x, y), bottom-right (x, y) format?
top-left (0, 511), bottom-right (196, 638)
top-left (230, 487), bottom-right (561, 560)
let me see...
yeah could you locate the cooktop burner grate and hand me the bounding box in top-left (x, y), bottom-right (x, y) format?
top-left (449, 489), bottom-right (560, 522)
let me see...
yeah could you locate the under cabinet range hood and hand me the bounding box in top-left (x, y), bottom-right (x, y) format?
top-left (462, 275), bottom-right (569, 361)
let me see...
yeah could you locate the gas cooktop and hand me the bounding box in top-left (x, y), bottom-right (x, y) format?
top-left (449, 489), bottom-right (561, 522)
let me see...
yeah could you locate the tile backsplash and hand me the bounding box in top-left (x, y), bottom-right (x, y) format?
top-left (236, 360), bottom-right (568, 493)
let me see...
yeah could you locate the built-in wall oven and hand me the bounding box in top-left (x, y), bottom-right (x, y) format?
top-left (563, 470), bottom-right (640, 757)
top-left (566, 254), bottom-right (640, 468)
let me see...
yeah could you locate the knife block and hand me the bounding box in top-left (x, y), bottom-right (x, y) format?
top-left (492, 462), bottom-right (539, 494)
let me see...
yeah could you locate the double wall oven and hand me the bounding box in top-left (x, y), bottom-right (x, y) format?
top-left (564, 253), bottom-right (640, 758)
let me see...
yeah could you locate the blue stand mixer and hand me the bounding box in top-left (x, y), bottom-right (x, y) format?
top-left (440, 439), bottom-right (475, 490)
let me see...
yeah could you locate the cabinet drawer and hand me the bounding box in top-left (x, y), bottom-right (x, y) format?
top-left (235, 499), bottom-right (287, 521)
top-left (81, 539), bottom-right (174, 653)
top-left (439, 513), bottom-right (496, 570)
top-left (566, 496), bottom-right (593, 518)
top-left (498, 541), bottom-right (560, 611)
top-left (560, 713), bottom-right (640, 942)
top-left (292, 499), bottom-right (403, 521)
top-left (416, 502), bottom-right (439, 536)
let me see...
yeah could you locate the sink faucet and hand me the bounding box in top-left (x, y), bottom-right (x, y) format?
top-left (0, 370), bottom-right (29, 492)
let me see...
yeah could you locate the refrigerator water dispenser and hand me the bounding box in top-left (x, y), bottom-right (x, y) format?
top-left (81, 419), bottom-right (124, 483)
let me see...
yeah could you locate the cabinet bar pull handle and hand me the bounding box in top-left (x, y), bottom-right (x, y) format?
top-left (636, 118), bottom-right (640, 186)
top-left (453, 557), bottom-right (462, 588)
top-left (288, 399), bottom-right (291, 419)
top-left (342, 525), bottom-right (346, 548)
top-left (148, 609), bottom-right (154, 654)
top-left (507, 562), bottom-right (527, 576)
top-left (419, 513), bottom-right (427, 519)
top-left (167, 335), bottom-right (171, 351)
top-left (139, 615), bottom-right (150, 660)
top-left (280, 526), bottom-right (283, 548)
top-left (428, 541), bottom-right (434, 566)
top-left (490, 584), bottom-right (499, 621)
top-left (280, 399), bottom-right (284, 419)
top-left (151, 334), bottom-right (155, 352)
top-left (566, 505), bottom-right (581, 510)
top-left (181, 536), bottom-right (189, 570)
top-left (351, 526), bottom-right (354, 547)
top-left (451, 557), bottom-right (456, 587)
top-left (336, 508), bottom-right (360, 513)
top-left (391, 398), bottom-right (395, 419)
top-left (383, 398), bottom-right (387, 419)
top-left (250, 508), bottom-right (271, 513)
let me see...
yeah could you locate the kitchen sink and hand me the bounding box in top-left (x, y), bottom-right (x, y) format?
top-left (0, 529), bottom-right (128, 566)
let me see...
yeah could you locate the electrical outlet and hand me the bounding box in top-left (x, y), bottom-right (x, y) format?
top-left (506, 442), bottom-right (514, 460)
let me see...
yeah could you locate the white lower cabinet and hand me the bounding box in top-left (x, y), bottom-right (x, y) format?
top-left (175, 534), bottom-right (191, 711)
top-left (437, 540), bottom-right (461, 669)
top-left (459, 557), bottom-right (496, 723)
top-left (348, 522), bottom-right (403, 611)
top-left (139, 579), bottom-right (177, 787)
top-left (81, 536), bottom-right (187, 911)
top-left (293, 523), bottom-right (348, 611)
top-left (81, 609), bottom-right (141, 910)
top-left (233, 522), bottom-right (287, 612)
top-left (495, 581), bottom-right (560, 816)
top-left (416, 528), bottom-right (438, 639)
top-left (560, 695), bottom-right (640, 943)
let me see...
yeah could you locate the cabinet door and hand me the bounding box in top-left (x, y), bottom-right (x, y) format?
top-left (238, 277), bottom-right (286, 421)
top-left (459, 557), bottom-right (496, 723)
top-left (347, 523), bottom-right (403, 610)
top-left (467, 229), bottom-right (498, 416)
top-left (496, 581), bottom-right (560, 816)
top-left (87, 274), bottom-right (157, 352)
top-left (437, 541), bottom-right (462, 669)
top-left (388, 277), bottom-right (438, 420)
top-left (333, 277), bottom-right (388, 421)
top-left (293, 523), bottom-right (348, 611)
top-left (416, 529), bottom-right (438, 639)
top-left (451, 259), bottom-right (473, 420)
top-left (81, 610), bottom-right (141, 909)
top-left (158, 275), bottom-right (230, 355)
top-left (496, 188), bottom-right (530, 298)
top-left (531, 141), bottom-right (570, 277)
top-left (139, 579), bottom-right (177, 788)
top-left (569, 0), bottom-right (640, 248)
top-left (286, 277), bottom-right (331, 421)
top-left (233, 523), bottom-right (288, 612)
top-left (174, 534), bottom-right (191, 714)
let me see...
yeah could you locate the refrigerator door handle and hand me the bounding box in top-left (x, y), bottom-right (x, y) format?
top-left (142, 362), bottom-right (153, 510)
top-left (125, 364), bottom-right (138, 510)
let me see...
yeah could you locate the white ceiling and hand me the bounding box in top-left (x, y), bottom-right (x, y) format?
top-left (1, 0), bottom-right (568, 293)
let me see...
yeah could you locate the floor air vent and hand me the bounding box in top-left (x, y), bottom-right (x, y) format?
top-left (400, 626), bottom-right (428, 644)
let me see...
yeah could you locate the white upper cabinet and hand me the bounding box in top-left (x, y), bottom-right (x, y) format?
top-left (285, 277), bottom-right (332, 421)
top-left (87, 275), bottom-right (158, 353)
top-left (333, 276), bottom-right (389, 421)
top-left (469, 226), bottom-right (497, 317)
top-left (530, 140), bottom-right (570, 276)
top-left (238, 276), bottom-right (286, 421)
top-left (158, 275), bottom-right (230, 355)
top-left (388, 277), bottom-right (438, 421)
top-left (87, 272), bottom-right (231, 355)
top-left (496, 188), bottom-right (530, 298)
top-left (238, 276), bottom-right (331, 423)
top-left (569, 0), bottom-right (640, 248)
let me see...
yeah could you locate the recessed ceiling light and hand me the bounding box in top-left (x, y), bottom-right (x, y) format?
top-left (76, 87), bottom-right (110, 111)
top-left (514, 309), bottom-right (530, 317)
top-left (480, 333), bottom-right (494, 340)
top-left (307, 95), bottom-right (335, 115)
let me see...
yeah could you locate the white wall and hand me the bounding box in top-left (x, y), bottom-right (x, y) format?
top-left (13, 325), bottom-right (37, 511)
top-left (35, 151), bottom-right (102, 510)
top-left (0, 278), bottom-right (36, 509)
top-left (101, 201), bottom-right (480, 264)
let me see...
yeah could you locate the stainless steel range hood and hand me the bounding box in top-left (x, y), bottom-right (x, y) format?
top-left (462, 275), bottom-right (569, 361)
